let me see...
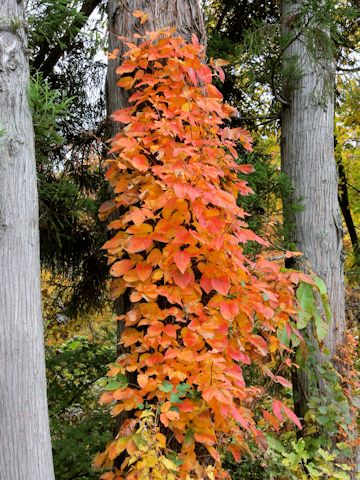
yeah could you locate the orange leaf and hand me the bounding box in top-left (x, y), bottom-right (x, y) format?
top-left (100, 473), bottom-right (115, 480)
top-left (110, 259), bottom-right (134, 277)
top-left (136, 262), bottom-right (152, 281)
top-left (130, 154), bottom-right (149, 172)
top-left (211, 274), bottom-right (230, 296)
top-left (194, 430), bottom-right (216, 446)
top-left (263, 410), bottom-right (280, 432)
top-left (121, 328), bottom-right (142, 347)
top-left (132, 9), bottom-right (145, 17)
top-left (117, 76), bottom-right (135, 89)
top-left (179, 398), bottom-right (195, 413)
top-left (147, 321), bottom-right (163, 337)
top-left (173, 269), bottom-right (194, 289)
top-left (182, 102), bottom-right (192, 112)
top-left (137, 373), bottom-right (148, 388)
top-left (112, 108), bottom-right (133, 123)
top-left (211, 190), bottom-right (236, 209)
top-left (126, 235), bottom-right (153, 253)
top-left (207, 445), bottom-right (221, 462)
top-left (174, 250), bottom-right (191, 274)
top-left (237, 164), bottom-right (254, 174)
top-left (119, 419), bottom-right (137, 436)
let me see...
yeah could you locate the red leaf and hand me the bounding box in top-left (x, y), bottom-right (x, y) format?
top-left (173, 269), bottom-right (194, 289)
top-left (197, 65), bottom-right (212, 84)
top-left (272, 400), bottom-right (284, 422)
top-left (112, 107), bottom-right (133, 123)
top-left (275, 375), bottom-right (292, 388)
top-left (228, 444), bottom-right (241, 462)
top-left (283, 404), bottom-right (302, 430)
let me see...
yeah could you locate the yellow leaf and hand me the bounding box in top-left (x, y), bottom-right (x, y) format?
top-left (181, 102), bottom-right (192, 112)
top-left (140, 13), bottom-right (149, 24)
top-left (155, 432), bottom-right (167, 448)
top-left (161, 457), bottom-right (177, 471)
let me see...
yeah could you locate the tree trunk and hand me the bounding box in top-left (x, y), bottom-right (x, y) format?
top-left (337, 155), bottom-right (359, 263)
top-left (280, 0), bottom-right (345, 357)
top-left (280, 0), bottom-right (359, 473)
top-left (0, 2), bottom-right (55, 479)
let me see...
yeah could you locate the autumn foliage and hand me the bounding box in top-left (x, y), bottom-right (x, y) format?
top-left (96, 25), bottom-right (304, 480)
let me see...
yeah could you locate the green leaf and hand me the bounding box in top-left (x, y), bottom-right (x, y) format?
top-left (184, 428), bottom-right (194, 447)
top-left (105, 378), bottom-right (128, 390)
top-left (267, 435), bottom-right (285, 453)
top-left (290, 332), bottom-right (301, 347)
top-left (176, 383), bottom-right (191, 394)
top-left (333, 472), bottom-right (350, 480)
top-left (314, 275), bottom-right (332, 321)
top-left (277, 326), bottom-right (290, 347)
top-left (296, 282), bottom-right (315, 329)
top-left (314, 312), bottom-right (328, 340)
top-left (314, 275), bottom-right (327, 296)
top-left (159, 381), bottom-right (173, 393)
top-left (167, 452), bottom-right (183, 467)
top-left (170, 392), bottom-right (181, 403)
top-left (133, 432), bottom-right (146, 448)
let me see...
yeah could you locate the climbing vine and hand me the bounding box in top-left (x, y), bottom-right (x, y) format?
top-left (95, 24), bottom-right (309, 480)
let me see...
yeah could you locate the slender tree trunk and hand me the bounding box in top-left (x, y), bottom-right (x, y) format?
top-left (337, 156), bottom-right (359, 262)
top-left (0, 2), bottom-right (55, 479)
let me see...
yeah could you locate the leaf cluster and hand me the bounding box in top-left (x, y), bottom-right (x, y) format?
top-left (96, 25), bottom-right (308, 480)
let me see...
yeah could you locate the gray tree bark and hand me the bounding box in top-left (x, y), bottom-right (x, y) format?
top-left (280, 0), bottom-right (359, 473)
top-left (280, 0), bottom-right (345, 358)
top-left (0, 1), bottom-right (55, 479)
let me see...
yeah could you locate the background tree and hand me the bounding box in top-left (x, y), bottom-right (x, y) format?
top-left (26, 0), bottom-right (110, 318)
top-left (0, 1), bottom-right (55, 478)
